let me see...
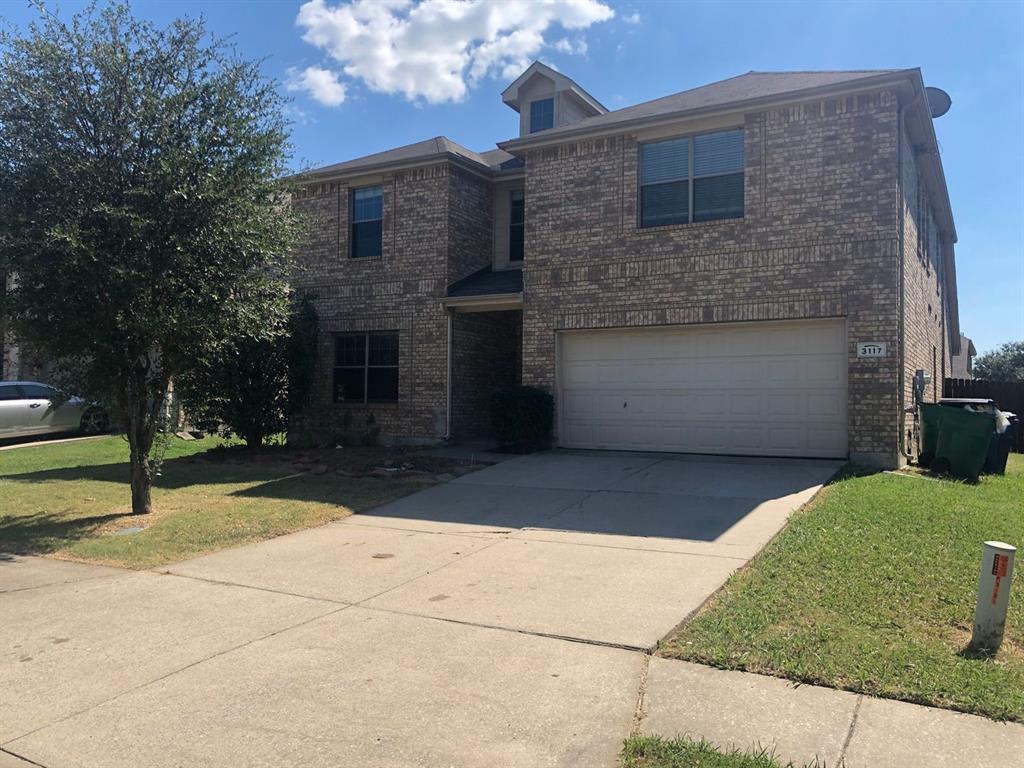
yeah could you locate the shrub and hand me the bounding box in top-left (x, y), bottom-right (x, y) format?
top-left (491, 386), bottom-right (554, 451)
top-left (178, 294), bottom-right (319, 448)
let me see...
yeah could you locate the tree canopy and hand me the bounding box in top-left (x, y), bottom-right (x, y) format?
top-left (974, 341), bottom-right (1024, 383)
top-left (0, 2), bottom-right (301, 512)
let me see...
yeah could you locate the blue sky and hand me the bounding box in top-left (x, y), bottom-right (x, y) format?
top-left (3, 0), bottom-right (1021, 354)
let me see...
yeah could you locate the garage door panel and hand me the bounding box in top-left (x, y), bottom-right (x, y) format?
top-left (764, 392), bottom-right (801, 416)
top-left (806, 393), bottom-right (843, 417)
top-left (559, 321), bottom-right (847, 459)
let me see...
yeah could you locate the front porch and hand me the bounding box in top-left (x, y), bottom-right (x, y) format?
top-left (443, 267), bottom-right (523, 441)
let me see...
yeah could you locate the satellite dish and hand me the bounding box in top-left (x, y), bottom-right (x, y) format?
top-left (926, 86), bottom-right (951, 118)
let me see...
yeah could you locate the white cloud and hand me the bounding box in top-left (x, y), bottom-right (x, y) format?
top-left (294, 0), bottom-right (614, 105)
top-left (286, 65), bottom-right (348, 106)
top-left (552, 37), bottom-right (588, 56)
top-left (623, 11), bottom-right (641, 25)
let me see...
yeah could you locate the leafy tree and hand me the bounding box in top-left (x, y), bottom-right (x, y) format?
top-left (974, 341), bottom-right (1024, 383)
top-left (178, 293), bottom-right (318, 448)
top-left (0, 3), bottom-right (300, 513)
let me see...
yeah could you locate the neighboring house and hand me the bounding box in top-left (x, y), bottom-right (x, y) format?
top-left (2, 272), bottom-right (54, 382)
top-left (290, 62), bottom-right (961, 468)
top-left (950, 333), bottom-right (977, 379)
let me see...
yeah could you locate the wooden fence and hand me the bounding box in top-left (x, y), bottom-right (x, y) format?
top-left (943, 378), bottom-right (1024, 452)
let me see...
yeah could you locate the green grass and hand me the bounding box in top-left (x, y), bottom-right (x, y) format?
top-left (660, 454), bottom-right (1024, 722)
top-left (0, 435), bottom-right (428, 569)
top-left (621, 736), bottom-right (826, 768)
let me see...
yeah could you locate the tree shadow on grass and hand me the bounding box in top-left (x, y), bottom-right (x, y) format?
top-left (0, 511), bottom-right (131, 557)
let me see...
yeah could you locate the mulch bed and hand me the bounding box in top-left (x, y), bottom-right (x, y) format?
top-left (190, 443), bottom-right (489, 480)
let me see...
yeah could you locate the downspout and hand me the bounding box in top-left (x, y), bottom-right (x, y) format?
top-left (444, 308), bottom-right (453, 440)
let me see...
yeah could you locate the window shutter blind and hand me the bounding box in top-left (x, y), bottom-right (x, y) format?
top-left (693, 130), bottom-right (744, 176)
top-left (641, 138), bottom-right (689, 183)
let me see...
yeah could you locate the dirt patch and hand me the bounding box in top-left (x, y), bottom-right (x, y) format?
top-left (948, 622), bottom-right (1024, 665)
top-left (190, 443), bottom-right (491, 480)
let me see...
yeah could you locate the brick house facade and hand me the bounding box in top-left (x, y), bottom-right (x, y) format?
top-left (290, 64), bottom-right (960, 468)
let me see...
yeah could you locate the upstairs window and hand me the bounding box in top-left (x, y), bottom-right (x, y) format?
top-left (509, 190), bottom-right (525, 262)
top-left (333, 332), bottom-right (399, 404)
top-left (529, 98), bottom-right (554, 133)
top-left (640, 129), bottom-right (744, 227)
top-left (351, 185), bottom-right (383, 258)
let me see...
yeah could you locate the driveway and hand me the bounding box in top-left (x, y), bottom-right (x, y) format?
top-left (1, 451), bottom-right (839, 768)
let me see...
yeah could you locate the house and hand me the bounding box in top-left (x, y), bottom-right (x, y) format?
top-left (289, 62), bottom-right (960, 468)
top-left (951, 333), bottom-right (977, 379)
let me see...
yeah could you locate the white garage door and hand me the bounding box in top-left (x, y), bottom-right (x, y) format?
top-left (558, 320), bottom-right (847, 458)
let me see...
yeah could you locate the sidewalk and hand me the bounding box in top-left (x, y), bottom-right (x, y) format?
top-left (638, 658), bottom-right (1024, 767)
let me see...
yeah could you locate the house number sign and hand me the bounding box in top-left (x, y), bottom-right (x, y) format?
top-left (857, 342), bottom-right (887, 358)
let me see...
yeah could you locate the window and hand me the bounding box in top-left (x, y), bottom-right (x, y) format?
top-left (333, 332), bottom-right (398, 404)
top-left (0, 384), bottom-right (21, 401)
top-left (351, 186), bottom-right (383, 258)
top-left (20, 384), bottom-right (57, 400)
top-left (509, 190), bottom-right (525, 262)
top-left (639, 128), bottom-right (744, 227)
top-left (529, 98), bottom-right (554, 133)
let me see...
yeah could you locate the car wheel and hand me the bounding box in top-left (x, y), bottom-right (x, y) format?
top-left (80, 407), bottom-right (109, 435)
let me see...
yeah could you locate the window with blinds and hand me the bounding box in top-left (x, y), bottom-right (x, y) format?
top-left (351, 185), bottom-right (383, 258)
top-left (529, 98), bottom-right (554, 133)
top-left (639, 129), bottom-right (744, 227)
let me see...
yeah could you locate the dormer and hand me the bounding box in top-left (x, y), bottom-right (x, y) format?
top-left (502, 61), bottom-right (606, 138)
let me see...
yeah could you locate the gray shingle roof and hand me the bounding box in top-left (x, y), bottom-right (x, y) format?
top-left (300, 70), bottom-right (912, 179)
top-left (303, 136), bottom-right (505, 178)
top-left (447, 267), bottom-right (523, 298)
top-left (501, 70), bottom-right (908, 146)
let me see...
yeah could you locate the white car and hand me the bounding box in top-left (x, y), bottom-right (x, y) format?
top-left (0, 381), bottom-right (109, 438)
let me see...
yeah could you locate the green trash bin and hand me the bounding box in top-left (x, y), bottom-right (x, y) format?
top-left (932, 406), bottom-right (995, 481)
top-left (918, 402), bottom-right (944, 468)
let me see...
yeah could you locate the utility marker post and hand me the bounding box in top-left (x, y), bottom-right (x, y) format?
top-left (970, 541), bottom-right (1016, 654)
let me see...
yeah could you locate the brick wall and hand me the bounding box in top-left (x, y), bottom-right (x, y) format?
top-left (451, 310), bottom-right (522, 438)
top-left (448, 167), bottom-right (493, 281)
top-left (520, 90), bottom-right (904, 466)
top-left (290, 166), bottom-right (451, 444)
top-left (289, 162), bottom-right (497, 445)
top-left (899, 122), bottom-right (950, 419)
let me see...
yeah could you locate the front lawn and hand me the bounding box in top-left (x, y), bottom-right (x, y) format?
top-left (621, 736), bottom-right (823, 768)
top-left (660, 454), bottom-right (1024, 722)
top-left (0, 435), bottom-right (468, 569)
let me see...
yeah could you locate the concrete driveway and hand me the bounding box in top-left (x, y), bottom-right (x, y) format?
top-left (1, 450), bottom-right (839, 768)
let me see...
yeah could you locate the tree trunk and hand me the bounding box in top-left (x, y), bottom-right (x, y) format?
top-left (245, 428), bottom-right (264, 449)
top-left (125, 376), bottom-right (162, 515)
top-left (129, 448), bottom-right (153, 514)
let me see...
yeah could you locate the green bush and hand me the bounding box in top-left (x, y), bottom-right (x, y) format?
top-left (490, 386), bottom-right (554, 451)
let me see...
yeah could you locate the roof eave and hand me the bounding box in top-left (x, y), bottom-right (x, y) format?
top-left (293, 151), bottom-right (494, 186)
top-left (440, 292), bottom-right (524, 311)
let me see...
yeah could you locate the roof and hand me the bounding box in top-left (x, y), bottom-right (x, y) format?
top-left (446, 267), bottom-right (523, 298)
top-left (299, 138), bottom-right (521, 181)
top-left (301, 136), bottom-right (511, 179)
top-left (501, 70), bottom-right (905, 147)
top-left (960, 334), bottom-right (977, 357)
top-left (501, 60), bottom-right (607, 115)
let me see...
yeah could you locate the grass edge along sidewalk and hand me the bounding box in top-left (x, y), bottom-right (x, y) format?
top-left (659, 455), bottom-right (1024, 722)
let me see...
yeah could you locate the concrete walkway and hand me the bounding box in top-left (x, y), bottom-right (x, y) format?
top-left (638, 658), bottom-right (1024, 767)
top-left (3, 450), bottom-right (1020, 766)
